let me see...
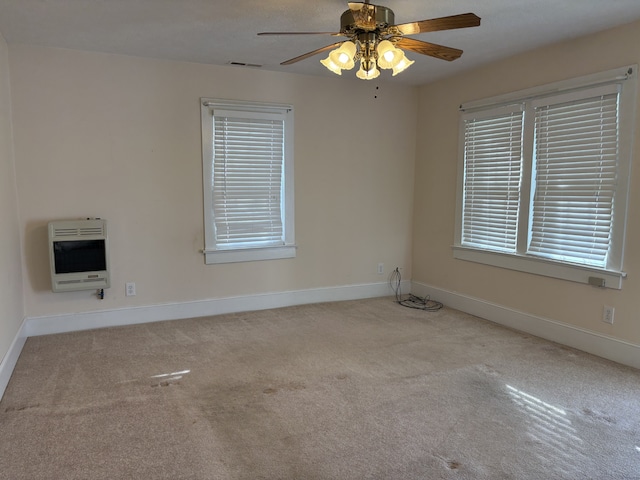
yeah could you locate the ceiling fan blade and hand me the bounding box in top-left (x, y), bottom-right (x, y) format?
top-left (395, 13), bottom-right (480, 36)
top-left (395, 37), bottom-right (463, 61)
top-left (258, 32), bottom-right (345, 36)
top-left (280, 41), bottom-right (345, 65)
top-left (348, 2), bottom-right (378, 31)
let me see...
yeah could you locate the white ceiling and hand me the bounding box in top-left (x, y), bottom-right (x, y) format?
top-left (1, 0), bottom-right (640, 86)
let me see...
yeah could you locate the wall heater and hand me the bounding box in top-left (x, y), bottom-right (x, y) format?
top-left (48, 219), bottom-right (110, 292)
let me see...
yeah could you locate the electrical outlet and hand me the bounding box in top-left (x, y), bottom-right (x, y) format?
top-left (377, 263), bottom-right (384, 275)
top-left (603, 305), bottom-right (614, 324)
top-left (126, 282), bottom-right (136, 297)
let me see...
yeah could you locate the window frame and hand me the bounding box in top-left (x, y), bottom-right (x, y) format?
top-left (454, 66), bottom-right (637, 289)
top-left (201, 98), bottom-right (296, 265)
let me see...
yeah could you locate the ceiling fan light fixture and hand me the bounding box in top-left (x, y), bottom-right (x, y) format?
top-left (328, 41), bottom-right (357, 70)
top-left (391, 52), bottom-right (414, 76)
top-left (376, 40), bottom-right (403, 69)
top-left (264, 5), bottom-right (480, 81)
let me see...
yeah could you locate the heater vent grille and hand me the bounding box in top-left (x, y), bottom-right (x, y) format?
top-left (53, 225), bottom-right (105, 237)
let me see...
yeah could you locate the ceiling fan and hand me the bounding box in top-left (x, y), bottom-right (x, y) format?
top-left (258, 1), bottom-right (480, 80)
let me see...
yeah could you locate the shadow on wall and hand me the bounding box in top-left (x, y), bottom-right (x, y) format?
top-left (24, 220), bottom-right (51, 293)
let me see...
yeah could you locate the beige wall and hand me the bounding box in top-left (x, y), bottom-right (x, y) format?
top-left (8, 45), bottom-right (416, 319)
top-left (0, 33), bottom-right (24, 361)
top-left (8, 19), bottom-right (640, 359)
top-left (413, 20), bottom-right (640, 345)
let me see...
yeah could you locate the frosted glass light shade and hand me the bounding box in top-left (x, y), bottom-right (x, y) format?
top-left (391, 52), bottom-right (414, 76)
top-left (328, 41), bottom-right (357, 70)
top-left (320, 56), bottom-right (343, 75)
top-left (376, 40), bottom-right (403, 69)
top-left (356, 59), bottom-right (380, 80)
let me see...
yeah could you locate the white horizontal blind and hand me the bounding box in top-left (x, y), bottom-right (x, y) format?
top-left (529, 86), bottom-right (620, 267)
top-left (212, 110), bottom-right (285, 249)
top-left (462, 107), bottom-right (524, 252)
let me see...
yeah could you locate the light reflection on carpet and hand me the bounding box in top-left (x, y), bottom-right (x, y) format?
top-left (150, 369), bottom-right (190, 387)
top-left (506, 384), bottom-right (588, 475)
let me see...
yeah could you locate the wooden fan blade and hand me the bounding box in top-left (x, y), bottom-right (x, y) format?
top-left (258, 32), bottom-right (345, 36)
top-left (348, 2), bottom-right (377, 31)
top-left (395, 13), bottom-right (480, 36)
top-left (280, 41), bottom-right (345, 65)
top-left (395, 37), bottom-right (463, 61)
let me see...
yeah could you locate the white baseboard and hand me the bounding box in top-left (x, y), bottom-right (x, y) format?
top-left (25, 280), bottom-right (409, 337)
top-left (1, 280), bottom-right (408, 401)
top-left (0, 318), bottom-right (28, 401)
top-left (412, 281), bottom-right (640, 370)
top-left (10, 276), bottom-right (635, 402)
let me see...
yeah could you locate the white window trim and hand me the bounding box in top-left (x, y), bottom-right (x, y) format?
top-left (201, 98), bottom-right (296, 264)
top-left (454, 66), bottom-right (637, 289)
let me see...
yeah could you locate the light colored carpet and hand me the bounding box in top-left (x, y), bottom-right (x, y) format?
top-left (1, 298), bottom-right (639, 479)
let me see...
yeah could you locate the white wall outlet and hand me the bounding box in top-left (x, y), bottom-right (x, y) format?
top-left (603, 305), bottom-right (614, 324)
top-left (377, 263), bottom-right (384, 275)
top-left (126, 282), bottom-right (136, 297)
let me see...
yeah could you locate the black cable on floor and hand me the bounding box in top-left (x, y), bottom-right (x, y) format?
top-left (389, 267), bottom-right (443, 311)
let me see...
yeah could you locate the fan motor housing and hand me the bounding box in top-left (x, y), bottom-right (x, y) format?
top-left (340, 5), bottom-right (394, 34)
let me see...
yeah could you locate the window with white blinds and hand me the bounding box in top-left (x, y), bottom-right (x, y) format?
top-left (455, 66), bottom-right (636, 289)
top-left (213, 111), bottom-right (284, 248)
top-left (462, 106), bottom-right (524, 252)
top-left (201, 99), bottom-right (295, 264)
top-left (529, 85), bottom-right (620, 267)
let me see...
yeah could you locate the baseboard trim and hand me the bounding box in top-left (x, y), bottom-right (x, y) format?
top-left (0, 319), bottom-right (28, 401)
top-left (0, 280), bottom-right (406, 401)
top-left (4, 278), bottom-right (636, 402)
top-left (412, 281), bottom-right (640, 370)
top-left (25, 280), bottom-right (409, 337)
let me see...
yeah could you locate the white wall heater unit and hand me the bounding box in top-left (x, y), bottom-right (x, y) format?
top-left (48, 219), bottom-right (110, 292)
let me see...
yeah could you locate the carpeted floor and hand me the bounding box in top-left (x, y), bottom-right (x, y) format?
top-left (1, 297), bottom-right (639, 479)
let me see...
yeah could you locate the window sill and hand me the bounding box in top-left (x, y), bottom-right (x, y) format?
top-left (204, 245), bottom-right (297, 265)
top-left (452, 246), bottom-right (625, 289)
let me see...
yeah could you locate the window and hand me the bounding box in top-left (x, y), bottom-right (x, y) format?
top-left (455, 66), bottom-right (637, 289)
top-left (201, 99), bottom-right (295, 264)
